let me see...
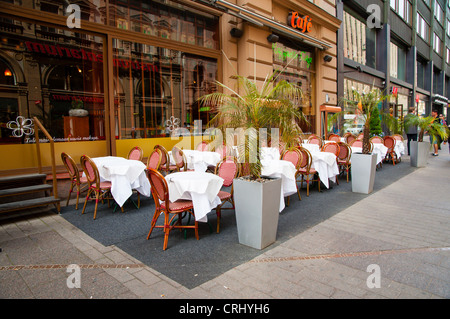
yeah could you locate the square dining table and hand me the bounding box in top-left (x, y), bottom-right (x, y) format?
top-left (301, 143), bottom-right (339, 188)
top-left (164, 171), bottom-right (224, 223)
top-left (89, 156), bottom-right (151, 207)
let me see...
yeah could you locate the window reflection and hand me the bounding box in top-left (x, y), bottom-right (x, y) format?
top-left (113, 39), bottom-right (217, 139)
top-left (343, 11), bottom-right (376, 69)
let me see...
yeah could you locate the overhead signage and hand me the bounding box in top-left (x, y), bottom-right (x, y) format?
top-left (288, 12), bottom-right (312, 33)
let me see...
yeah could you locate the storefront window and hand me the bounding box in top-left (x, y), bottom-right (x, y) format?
top-left (272, 40), bottom-right (314, 133)
top-left (112, 39), bottom-right (217, 139)
top-left (109, 0), bottom-right (219, 50)
top-left (0, 17), bottom-right (105, 144)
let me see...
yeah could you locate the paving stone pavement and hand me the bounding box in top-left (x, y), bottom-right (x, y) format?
top-left (1, 147), bottom-right (449, 302)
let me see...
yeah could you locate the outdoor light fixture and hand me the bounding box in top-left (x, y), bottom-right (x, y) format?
top-left (323, 55), bottom-right (332, 62)
top-left (267, 33), bottom-right (279, 43)
top-left (230, 27), bottom-right (243, 38)
top-left (4, 68), bottom-right (12, 76)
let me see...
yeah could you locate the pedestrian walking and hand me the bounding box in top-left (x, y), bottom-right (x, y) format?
top-left (404, 107), bottom-right (417, 156)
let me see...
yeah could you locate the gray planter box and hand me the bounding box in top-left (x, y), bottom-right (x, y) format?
top-left (351, 153), bottom-right (377, 194)
top-left (410, 141), bottom-right (430, 167)
top-left (233, 176), bottom-right (282, 250)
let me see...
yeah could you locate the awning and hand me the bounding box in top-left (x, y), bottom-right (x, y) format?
top-left (195, 0), bottom-right (333, 50)
top-left (320, 105), bottom-right (341, 113)
top-left (433, 94), bottom-right (448, 105)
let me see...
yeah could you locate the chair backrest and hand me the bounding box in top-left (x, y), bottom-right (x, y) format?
top-left (172, 146), bottom-right (186, 171)
top-left (346, 134), bottom-right (356, 144)
top-left (196, 141), bottom-right (209, 151)
top-left (393, 134), bottom-right (404, 142)
top-left (80, 155), bottom-right (100, 187)
top-left (215, 156), bottom-right (239, 187)
top-left (154, 145), bottom-right (169, 169)
top-left (328, 134), bottom-right (341, 142)
top-left (297, 146), bottom-right (312, 171)
top-left (356, 133), bottom-right (364, 140)
top-left (370, 136), bottom-right (383, 144)
top-left (337, 142), bottom-right (351, 162)
top-left (215, 143), bottom-right (229, 159)
top-left (349, 139), bottom-right (363, 148)
top-left (321, 142), bottom-right (340, 156)
top-left (147, 148), bottom-right (162, 170)
top-left (307, 134), bottom-right (323, 147)
top-left (281, 148), bottom-right (303, 170)
top-left (147, 168), bottom-right (169, 209)
top-left (383, 136), bottom-right (396, 150)
top-left (61, 152), bottom-right (80, 182)
top-left (128, 146), bottom-right (143, 161)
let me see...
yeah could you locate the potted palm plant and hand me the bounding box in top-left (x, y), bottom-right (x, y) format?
top-left (335, 86), bottom-right (391, 194)
top-left (404, 114), bottom-right (449, 167)
top-left (200, 73), bottom-right (306, 249)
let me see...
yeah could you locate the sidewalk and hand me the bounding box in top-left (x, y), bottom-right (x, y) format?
top-left (0, 148), bottom-right (449, 300)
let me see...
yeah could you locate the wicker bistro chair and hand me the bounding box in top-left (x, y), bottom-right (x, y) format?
top-left (80, 155), bottom-right (117, 219)
top-left (370, 136), bottom-right (383, 144)
top-left (356, 133), bottom-right (364, 140)
top-left (280, 148), bottom-right (303, 204)
top-left (337, 142), bottom-right (352, 182)
top-left (321, 141), bottom-right (340, 156)
top-left (195, 141), bottom-right (209, 151)
top-left (307, 134), bottom-right (323, 148)
top-left (327, 133), bottom-right (341, 142)
top-left (61, 152), bottom-right (88, 209)
top-left (349, 139), bottom-right (363, 148)
top-left (321, 142), bottom-right (340, 185)
top-left (213, 156), bottom-right (240, 233)
top-left (345, 133), bottom-right (357, 145)
top-left (146, 168), bottom-right (198, 250)
top-left (154, 145), bottom-right (177, 174)
top-left (146, 148), bottom-right (162, 171)
top-left (172, 146), bottom-right (191, 172)
top-left (383, 136), bottom-right (399, 165)
top-left (296, 146), bottom-right (321, 196)
top-left (128, 146), bottom-right (143, 161)
top-left (393, 134), bottom-right (404, 143)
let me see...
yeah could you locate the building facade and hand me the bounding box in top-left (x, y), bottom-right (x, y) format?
top-left (0, 0), bottom-right (340, 174)
top-left (337, 0), bottom-right (450, 132)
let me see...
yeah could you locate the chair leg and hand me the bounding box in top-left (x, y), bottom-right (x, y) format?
top-left (66, 182), bottom-right (74, 207)
top-left (82, 188), bottom-right (92, 215)
top-left (147, 209), bottom-right (161, 240)
top-left (216, 206), bottom-right (221, 233)
top-left (306, 176), bottom-right (310, 196)
top-left (93, 191), bottom-right (100, 220)
top-left (163, 214), bottom-right (170, 251)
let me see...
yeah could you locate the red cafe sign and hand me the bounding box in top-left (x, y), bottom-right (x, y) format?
top-left (288, 12), bottom-right (312, 33)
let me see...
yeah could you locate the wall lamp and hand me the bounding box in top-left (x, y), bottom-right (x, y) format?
top-left (323, 55), bottom-right (332, 62)
top-left (230, 27), bottom-right (243, 38)
top-left (267, 34), bottom-right (279, 43)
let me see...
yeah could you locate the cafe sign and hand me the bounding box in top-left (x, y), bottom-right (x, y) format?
top-left (288, 12), bottom-right (312, 33)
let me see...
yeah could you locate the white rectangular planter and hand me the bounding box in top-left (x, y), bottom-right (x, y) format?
top-left (410, 141), bottom-right (430, 167)
top-left (351, 153), bottom-right (377, 194)
top-left (233, 177), bottom-right (282, 250)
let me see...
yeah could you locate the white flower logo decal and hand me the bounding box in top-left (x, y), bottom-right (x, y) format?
top-left (165, 116), bottom-right (180, 132)
top-left (7, 116), bottom-right (34, 138)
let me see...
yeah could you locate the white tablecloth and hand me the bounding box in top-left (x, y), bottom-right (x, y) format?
top-left (301, 143), bottom-right (320, 154)
top-left (261, 159), bottom-right (297, 212)
top-left (260, 147), bottom-right (281, 161)
top-left (169, 150), bottom-right (222, 172)
top-left (90, 156), bottom-right (151, 207)
top-left (165, 171), bottom-right (223, 223)
top-left (351, 143), bottom-right (388, 165)
top-left (309, 152), bottom-right (339, 188)
top-left (394, 141), bottom-right (405, 158)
